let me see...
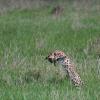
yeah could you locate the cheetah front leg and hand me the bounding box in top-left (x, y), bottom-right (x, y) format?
top-left (66, 67), bottom-right (83, 86)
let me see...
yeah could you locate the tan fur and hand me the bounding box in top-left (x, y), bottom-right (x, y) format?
top-left (46, 50), bottom-right (83, 86)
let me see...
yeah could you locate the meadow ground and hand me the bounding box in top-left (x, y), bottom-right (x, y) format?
top-left (0, 0), bottom-right (100, 100)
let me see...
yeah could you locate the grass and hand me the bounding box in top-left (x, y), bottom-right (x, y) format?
top-left (0, 1), bottom-right (100, 100)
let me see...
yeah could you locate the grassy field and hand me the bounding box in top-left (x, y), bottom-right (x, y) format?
top-left (0, 0), bottom-right (100, 100)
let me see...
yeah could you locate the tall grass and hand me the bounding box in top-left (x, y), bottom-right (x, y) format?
top-left (0, 0), bottom-right (100, 100)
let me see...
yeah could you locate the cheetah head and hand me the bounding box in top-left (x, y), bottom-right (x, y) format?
top-left (45, 50), bottom-right (66, 66)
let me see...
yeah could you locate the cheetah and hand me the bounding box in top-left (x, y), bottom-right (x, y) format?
top-left (45, 50), bottom-right (83, 86)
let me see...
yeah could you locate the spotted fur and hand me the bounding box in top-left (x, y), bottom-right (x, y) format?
top-left (46, 50), bottom-right (83, 86)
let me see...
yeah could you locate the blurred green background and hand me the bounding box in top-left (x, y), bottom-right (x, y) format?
top-left (0, 0), bottom-right (100, 100)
